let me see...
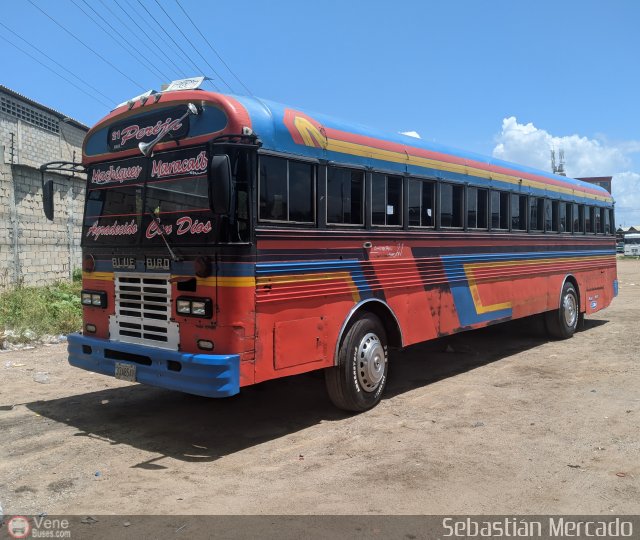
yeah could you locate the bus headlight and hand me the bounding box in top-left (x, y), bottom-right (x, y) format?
top-left (175, 297), bottom-right (212, 318)
top-left (81, 290), bottom-right (107, 308)
top-left (191, 301), bottom-right (207, 316)
top-left (177, 299), bottom-right (192, 314)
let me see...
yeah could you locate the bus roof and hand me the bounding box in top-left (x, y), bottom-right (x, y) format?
top-left (84, 89), bottom-right (613, 206)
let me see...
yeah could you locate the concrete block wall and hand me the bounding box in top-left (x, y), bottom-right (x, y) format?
top-left (0, 88), bottom-right (88, 288)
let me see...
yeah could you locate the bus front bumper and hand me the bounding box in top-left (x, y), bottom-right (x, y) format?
top-left (67, 334), bottom-right (240, 398)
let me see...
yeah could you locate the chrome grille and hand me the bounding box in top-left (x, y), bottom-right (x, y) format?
top-left (109, 273), bottom-right (179, 350)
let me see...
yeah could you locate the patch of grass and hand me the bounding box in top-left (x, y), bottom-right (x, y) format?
top-left (0, 280), bottom-right (82, 343)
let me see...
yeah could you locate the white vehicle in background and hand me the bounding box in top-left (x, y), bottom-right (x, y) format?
top-left (624, 233), bottom-right (640, 256)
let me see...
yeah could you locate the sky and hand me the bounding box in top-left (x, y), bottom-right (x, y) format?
top-left (2, 0), bottom-right (639, 225)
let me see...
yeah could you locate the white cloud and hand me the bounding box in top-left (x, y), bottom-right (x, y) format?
top-left (611, 172), bottom-right (640, 227)
top-left (492, 117), bottom-right (640, 226)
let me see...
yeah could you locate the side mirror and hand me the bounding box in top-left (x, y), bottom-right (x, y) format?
top-left (209, 155), bottom-right (232, 215)
top-left (43, 180), bottom-right (55, 220)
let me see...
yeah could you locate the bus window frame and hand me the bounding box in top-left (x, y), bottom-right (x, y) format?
top-left (407, 175), bottom-right (436, 229)
top-left (466, 184), bottom-right (489, 231)
top-left (370, 171), bottom-right (404, 228)
top-left (489, 189), bottom-right (510, 232)
top-left (326, 163), bottom-right (366, 228)
top-left (510, 192), bottom-right (527, 232)
top-left (257, 151), bottom-right (318, 226)
top-left (438, 181), bottom-right (465, 230)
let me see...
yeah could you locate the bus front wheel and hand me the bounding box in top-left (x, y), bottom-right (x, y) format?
top-left (545, 282), bottom-right (579, 339)
top-left (325, 313), bottom-right (388, 412)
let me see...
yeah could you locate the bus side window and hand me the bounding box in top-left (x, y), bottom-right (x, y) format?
top-left (372, 173), bottom-right (402, 226)
top-left (608, 209), bottom-right (614, 235)
top-left (327, 167), bottom-right (364, 225)
top-left (595, 207), bottom-right (602, 234)
top-left (547, 200), bottom-right (559, 232)
top-left (529, 196), bottom-right (546, 232)
top-left (490, 191), bottom-right (509, 230)
top-left (467, 187), bottom-right (488, 229)
top-left (577, 205), bottom-right (585, 233)
top-left (601, 208), bottom-right (609, 234)
top-left (511, 193), bottom-right (526, 231)
top-left (559, 202), bottom-right (568, 232)
top-left (288, 161), bottom-right (315, 223)
top-left (440, 183), bottom-right (463, 228)
top-left (259, 156), bottom-right (288, 221)
top-left (259, 156), bottom-right (315, 223)
top-left (529, 197), bottom-right (540, 231)
top-left (585, 206), bottom-right (593, 233)
top-left (408, 178), bottom-right (435, 227)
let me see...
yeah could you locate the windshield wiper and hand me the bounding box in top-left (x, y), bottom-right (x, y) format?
top-left (147, 207), bottom-right (181, 262)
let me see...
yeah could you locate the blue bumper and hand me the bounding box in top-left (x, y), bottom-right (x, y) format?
top-left (67, 334), bottom-right (240, 398)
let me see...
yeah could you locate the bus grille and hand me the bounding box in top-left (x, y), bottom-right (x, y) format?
top-left (109, 273), bottom-right (179, 350)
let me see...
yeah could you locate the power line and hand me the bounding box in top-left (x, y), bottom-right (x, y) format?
top-left (0, 32), bottom-right (112, 108)
top-left (0, 20), bottom-right (115, 105)
top-left (26, 0), bottom-right (145, 91)
top-left (175, 0), bottom-right (253, 95)
top-left (134, 0), bottom-right (220, 91)
top-left (152, 0), bottom-right (233, 92)
top-left (98, 0), bottom-right (185, 81)
top-left (69, 0), bottom-right (168, 82)
top-left (78, 0), bottom-right (171, 81)
top-left (113, 0), bottom-right (189, 80)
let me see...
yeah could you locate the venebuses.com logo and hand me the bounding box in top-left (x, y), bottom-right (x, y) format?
top-left (6, 516), bottom-right (30, 539)
top-left (5, 515), bottom-right (71, 538)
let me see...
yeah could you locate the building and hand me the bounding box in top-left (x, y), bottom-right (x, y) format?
top-left (0, 85), bottom-right (88, 288)
top-left (616, 225), bottom-right (640, 242)
top-left (576, 176), bottom-right (612, 194)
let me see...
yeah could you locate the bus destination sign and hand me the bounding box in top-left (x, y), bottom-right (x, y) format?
top-left (108, 105), bottom-right (190, 152)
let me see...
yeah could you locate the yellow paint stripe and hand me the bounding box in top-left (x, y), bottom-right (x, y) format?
top-left (82, 271), bottom-right (114, 281)
top-left (187, 276), bottom-right (256, 287)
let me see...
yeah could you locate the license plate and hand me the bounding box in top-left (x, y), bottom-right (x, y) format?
top-left (115, 362), bottom-right (136, 382)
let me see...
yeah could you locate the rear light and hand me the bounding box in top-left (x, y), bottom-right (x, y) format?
top-left (85, 324), bottom-right (97, 333)
top-left (175, 296), bottom-right (212, 318)
top-left (81, 290), bottom-right (107, 308)
top-left (83, 254), bottom-right (95, 273)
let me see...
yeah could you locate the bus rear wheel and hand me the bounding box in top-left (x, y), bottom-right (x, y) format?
top-left (545, 282), bottom-right (579, 339)
top-left (325, 313), bottom-right (388, 412)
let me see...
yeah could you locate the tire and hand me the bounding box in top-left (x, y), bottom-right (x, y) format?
top-left (545, 281), bottom-right (579, 339)
top-left (325, 313), bottom-right (388, 412)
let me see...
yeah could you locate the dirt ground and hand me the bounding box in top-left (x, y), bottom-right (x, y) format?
top-left (0, 259), bottom-right (638, 516)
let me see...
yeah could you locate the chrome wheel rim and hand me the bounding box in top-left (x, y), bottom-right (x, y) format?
top-left (356, 332), bottom-right (385, 392)
top-left (563, 292), bottom-right (578, 328)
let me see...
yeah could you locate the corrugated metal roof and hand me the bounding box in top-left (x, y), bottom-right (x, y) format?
top-left (0, 84), bottom-right (89, 131)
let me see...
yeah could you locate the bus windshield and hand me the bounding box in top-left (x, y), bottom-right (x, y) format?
top-left (83, 147), bottom-right (215, 247)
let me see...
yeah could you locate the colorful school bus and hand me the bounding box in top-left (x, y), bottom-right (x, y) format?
top-left (42, 78), bottom-right (617, 411)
